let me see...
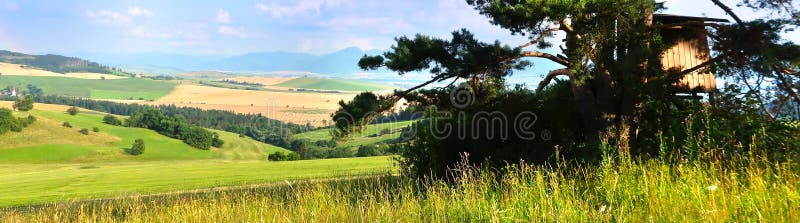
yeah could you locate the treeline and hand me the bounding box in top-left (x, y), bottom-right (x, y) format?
top-left (0, 50), bottom-right (128, 75)
top-left (125, 107), bottom-right (222, 149)
top-left (0, 95), bottom-right (314, 148)
top-left (0, 108), bottom-right (36, 135)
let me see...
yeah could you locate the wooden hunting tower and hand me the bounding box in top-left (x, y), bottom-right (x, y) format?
top-left (654, 14), bottom-right (728, 93)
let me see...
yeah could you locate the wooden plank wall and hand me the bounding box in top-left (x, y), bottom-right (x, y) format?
top-left (660, 28), bottom-right (717, 92)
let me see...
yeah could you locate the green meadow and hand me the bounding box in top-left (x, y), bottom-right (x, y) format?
top-left (273, 77), bottom-right (397, 92)
top-left (0, 76), bottom-right (176, 100)
top-left (293, 120), bottom-right (415, 148)
top-left (0, 109), bottom-right (288, 163)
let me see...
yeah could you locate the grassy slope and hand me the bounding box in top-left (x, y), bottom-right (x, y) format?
top-left (0, 157), bottom-right (394, 207)
top-left (293, 120), bottom-right (415, 148)
top-left (0, 76), bottom-right (175, 100)
top-left (0, 109), bottom-right (289, 163)
top-left (273, 77), bottom-right (396, 91)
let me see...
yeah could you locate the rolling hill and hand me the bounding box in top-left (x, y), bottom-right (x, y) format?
top-left (0, 50), bottom-right (129, 76)
top-left (273, 77), bottom-right (397, 92)
top-left (0, 76), bottom-right (176, 100)
top-left (0, 102), bottom-right (289, 163)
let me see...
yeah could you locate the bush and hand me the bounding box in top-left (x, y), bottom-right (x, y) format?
top-left (129, 139), bottom-right (145, 155)
top-left (62, 122), bottom-right (72, 128)
top-left (183, 127), bottom-right (213, 150)
top-left (268, 151), bottom-right (300, 161)
top-left (92, 127), bottom-right (100, 132)
top-left (357, 144), bottom-right (385, 157)
top-left (102, 114), bottom-right (122, 126)
top-left (67, 107), bottom-right (79, 116)
top-left (211, 132), bottom-right (224, 148)
top-left (0, 108), bottom-right (36, 135)
top-left (328, 147), bottom-right (354, 158)
top-left (79, 128), bottom-right (89, 135)
top-left (12, 95), bottom-right (34, 111)
top-left (380, 128), bottom-right (391, 135)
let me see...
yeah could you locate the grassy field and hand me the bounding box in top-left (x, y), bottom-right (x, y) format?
top-left (273, 77), bottom-right (397, 92)
top-left (294, 120), bottom-right (415, 148)
top-left (0, 105), bottom-right (288, 163)
top-left (1, 155), bottom-right (796, 222)
top-left (0, 157), bottom-right (394, 207)
top-left (0, 76), bottom-right (175, 100)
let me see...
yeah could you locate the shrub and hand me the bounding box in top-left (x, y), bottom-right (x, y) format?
top-left (92, 127), bottom-right (100, 132)
top-left (268, 151), bottom-right (300, 161)
top-left (183, 127), bottom-right (213, 150)
top-left (357, 144), bottom-right (385, 157)
top-left (79, 128), bottom-right (89, 135)
top-left (12, 95), bottom-right (34, 111)
top-left (211, 132), bottom-right (224, 148)
top-left (102, 114), bottom-right (122, 126)
top-left (62, 122), bottom-right (72, 128)
top-left (129, 139), bottom-right (145, 155)
top-left (380, 128), bottom-right (391, 135)
top-left (0, 108), bottom-right (36, 134)
top-left (67, 107), bottom-right (79, 116)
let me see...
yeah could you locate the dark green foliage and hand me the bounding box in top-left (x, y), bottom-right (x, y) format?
top-left (0, 108), bottom-right (36, 135)
top-left (328, 147), bottom-right (354, 158)
top-left (211, 132), bottom-right (224, 148)
top-left (67, 107), bottom-right (79, 116)
top-left (92, 127), bottom-right (99, 132)
top-left (102, 114), bottom-right (122, 126)
top-left (290, 140), bottom-right (308, 159)
top-left (182, 127), bottom-right (213, 150)
top-left (26, 84), bottom-right (43, 96)
top-left (357, 144), bottom-right (386, 157)
top-left (62, 122), bottom-right (72, 128)
top-left (79, 128), bottom-right (89, 135)
top-left (129, 139), bottom-right (145, 155)
top-left (12, 95), bottom-right (33, 111)
top-left (125, 106), bottom-right (218, 150)
top-left (379, 128), bottom-right (391, 135)
top-left (267, 151), bottom-right (300, 161)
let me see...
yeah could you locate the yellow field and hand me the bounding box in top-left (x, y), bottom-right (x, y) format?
top-left (140, 84), bottom-right (356, 126)
top-left (0, 62), bottom-right (126, 80)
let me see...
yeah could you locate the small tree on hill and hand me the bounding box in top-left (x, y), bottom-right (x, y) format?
top-left (130, 139), bottom-right (145, 155)
top-left (12, 95), bottom-right (33, 111)
top-left (102, 114), bottom-right (122, 126)
top-left (92, 127), bottom-right (100, 132)
top-left (67, 107), bottom-right (79, 116)
top-left (62, 122), bottom-right (72, 128)
top-left (79, 128), bottom-right (89, 135)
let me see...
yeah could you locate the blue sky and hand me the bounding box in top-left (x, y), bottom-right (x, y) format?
top-left (0, 0), bottom-right (795, 57)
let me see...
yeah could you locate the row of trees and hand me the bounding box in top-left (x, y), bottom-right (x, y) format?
top-left (125, 106), bottom-right (222, 150)
top-left (0, 95), bottom-right (315, 149)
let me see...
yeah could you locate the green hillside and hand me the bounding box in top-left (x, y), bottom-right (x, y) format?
top-left (0, 76), bottom-right (176, 100)
top-left (274, 77), bottom-right (397, 91)
top-left (294, 120), bottom-right (415, 148)
top-left (0, 50), bottom-right (127, 75)
top-left (0, 108), bottom-right (289, 163)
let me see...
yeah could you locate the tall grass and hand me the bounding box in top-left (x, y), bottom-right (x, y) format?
top-left (2, 147), bottom-right (797, 222)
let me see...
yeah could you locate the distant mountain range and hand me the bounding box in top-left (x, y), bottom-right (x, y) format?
top-left (75, 47), bottom-right (386, 76)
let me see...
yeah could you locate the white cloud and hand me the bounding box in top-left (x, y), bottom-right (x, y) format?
top-left (124, 26), bottom-right (172, 39)
top-left (128, 6), bottom-right (153, 17)
top-left (299, 36), bottom-right (380, 53)
top-left (216, 9), bottom-right (231, 23)
top-left (218, 25), bottom-right (248, 38)
top-left (86, 9), bottom-right (131, 25)
top-left (255, 0), bottom-right (350, 18)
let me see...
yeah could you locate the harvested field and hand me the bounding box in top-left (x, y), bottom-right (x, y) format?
top-left (0, 63), bottom-right (127, 79)
top-left (141, 84), bottom-right (356, 126)
top-left (225, 76), bottom-right (295, 86)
